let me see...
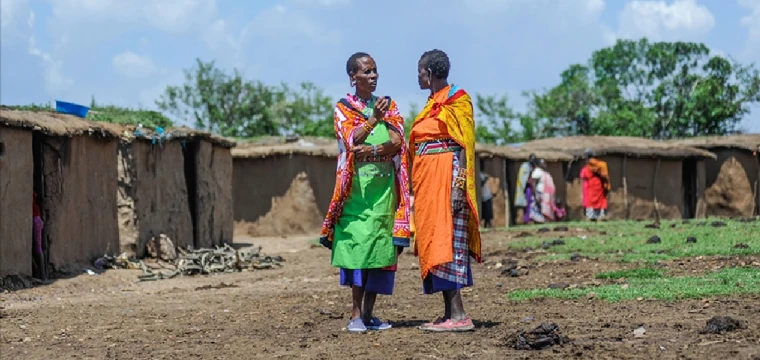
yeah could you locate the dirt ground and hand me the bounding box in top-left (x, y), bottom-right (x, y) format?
top-left (2, 231), bottom-right (759, 359)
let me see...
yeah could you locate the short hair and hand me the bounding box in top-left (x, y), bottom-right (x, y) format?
top-left (419, 49), bottom-right (450, 80)
top-left (584, 148), bottom-right (595, 158)
top-left (346, 52), bottom-right (371, 76)
top-left (528, 153), bottom-right (537, 162)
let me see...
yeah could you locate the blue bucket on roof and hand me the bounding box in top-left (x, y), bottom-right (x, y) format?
top-left (55, 100), bottom-right (89, 118)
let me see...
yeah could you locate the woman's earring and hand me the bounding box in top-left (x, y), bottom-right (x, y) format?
top-left (350, 79), bottom-right (355, 87)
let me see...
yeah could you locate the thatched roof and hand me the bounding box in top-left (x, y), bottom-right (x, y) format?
top-left (0, 109), bottom-right (236, 148)
top-left (232, 137), bottom-right (339, 158)
top-left (475, 143), bottom-right (572, 162)
top-left (120, 125), bottom-right (236, 148)
top-left (1, 108), bottom-right (122, 137)
top-left (232, 137), bottom-right (574, 161)
top-left (517, 136), bottom-right (716, 159)
top-left (667, 134), bottom-right (760, 152)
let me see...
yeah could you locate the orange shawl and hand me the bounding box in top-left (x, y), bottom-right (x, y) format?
top-left (588, 158), bottom-right (611, 191)
top-left (410, 86), bottom-right (481, 264)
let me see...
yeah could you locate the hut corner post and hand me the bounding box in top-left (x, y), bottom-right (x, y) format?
top-left (623, 154), bottom-right (629, 219)
top-left (756, 150), bottom-right (760, 216)
top-left (653, 157), bottom-right (661, 222)
top-left (503, 157), bottom-right (511, 229)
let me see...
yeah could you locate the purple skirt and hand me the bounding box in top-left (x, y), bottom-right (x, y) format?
top-left (422, 264), bottom-right (474, 294)
top-left (523, 186), bottom-right (533, 223)
top-left (340, 268), bottom-right (395, 295)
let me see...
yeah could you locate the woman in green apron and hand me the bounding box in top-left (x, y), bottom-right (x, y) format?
top-left (320, 52), bottom-right (412, 333)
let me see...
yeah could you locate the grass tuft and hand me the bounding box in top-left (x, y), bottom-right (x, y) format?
top-left (508, 267), bottom-right (760, 303)
top-left (595, 268), bottom-right (663, 280)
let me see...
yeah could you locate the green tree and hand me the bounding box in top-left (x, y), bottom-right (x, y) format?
top-left (405, 102), bottom-right (420, 141)
top-left (527, 38), bottom-right (760, 139)
top-left (473, 94), bottom-right (538, 144)
top-left (156, 58), bottom-right (281, 137)
top-left (274, 82), bottom-right (335, 138)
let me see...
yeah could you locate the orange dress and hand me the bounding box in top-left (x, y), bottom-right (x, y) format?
top-left (411, 115), bottom-right (457, 279)
top-left (410, 85), bottom-right (481, 286)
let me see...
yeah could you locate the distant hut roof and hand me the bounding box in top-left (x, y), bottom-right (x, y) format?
top-left (475, 143), bottom-right (572, 162)
top-left (232, 137), bottom-right (574, 161)
top-left (517, 136), bottom-right (716, 159)
top-left (0, 108), bottom-right (123, 138)
top-left (232, 137), bottom-right (338, 158)
top-left (120, 125), bottom-right (236, 148)
top-left (667, 134), bottom-right (760, 152)
top-left (0, 109), bottom-right (235, 148)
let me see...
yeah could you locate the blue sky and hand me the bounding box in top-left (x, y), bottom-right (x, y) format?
top-left (2, 0), bottom-right (759, 132)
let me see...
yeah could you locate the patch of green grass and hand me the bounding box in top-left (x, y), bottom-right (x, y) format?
top-left (508, 267), bottom-right (760, 302)
top-left (595, 268), bottom-right (663, 280)
top-left (506, 218), bottom-right (759, 263)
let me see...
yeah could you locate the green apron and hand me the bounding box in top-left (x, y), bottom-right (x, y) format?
top-left (332, 120), bottom-right (397, 270)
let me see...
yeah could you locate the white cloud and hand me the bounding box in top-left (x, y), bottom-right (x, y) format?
top-left (290, 0), bottom-right (351, 6)
top-left (1, 0), bottom-right (27, 28)
top-left (21, 10), bottom-right (72, 95)
top-left (112, 51), bottom-right (157, 79)
top-left (739, 0), bottom-right (760, 59)
top-left (615, 0), bottom-right (715, 41)
top-left (244, 5), bottom-right (342, 46)
top-left (1, 0), bottom-right (30, 44)
top-left (27, 35), bottom-right (73, 94)
top-left (142, 0), bottom-right (217, 33)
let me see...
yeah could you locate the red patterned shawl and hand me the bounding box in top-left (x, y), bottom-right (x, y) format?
top-left (320, 95), bottom-right (412, 248)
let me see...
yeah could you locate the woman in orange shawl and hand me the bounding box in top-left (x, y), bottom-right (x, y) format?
top-left (410, 49), bottom-right (481, 332)
top-left (580, 148), bottom-right (610, 221)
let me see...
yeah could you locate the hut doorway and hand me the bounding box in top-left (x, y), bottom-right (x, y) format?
top-left (31, 132), bottom-right (47, 280)
top-left (182, 140), bottom-right (200, 249)
top-left (682, 158), bottom-right (698, 219)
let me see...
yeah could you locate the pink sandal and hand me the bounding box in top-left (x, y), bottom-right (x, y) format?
top-left (420, 317), bottom-right (474, 332)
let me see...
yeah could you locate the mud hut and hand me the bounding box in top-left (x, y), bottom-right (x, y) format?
top-left (1, 109), bottom-right (122, 277)
top-left (669, 135), bottom-right (760, 217)
top-left (517, 136), bottom-right (716, 220)
top-left (117, 127), bottom-right (235, 258)
top-left (232, 137), bottom-right (338, 237)
top-left (476, 144), bottom-right (573, 227)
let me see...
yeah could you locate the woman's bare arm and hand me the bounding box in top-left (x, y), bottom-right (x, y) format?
top-left (352, 114), bottom-right (379, 145)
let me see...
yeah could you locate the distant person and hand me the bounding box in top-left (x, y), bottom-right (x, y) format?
top-left (526, 158), bottom-right (548, 223)
top-left (319, 52), bottom-right (412, 333)
top-left (480, 172), bottom-right (493, 228)
top-left (514, 154), bottom-right (536, 224)
top-left (535, 159), bottom-right (558, 221)
top-left (580, 149), bottom-right (610, 221)
top-left (554, 198), bottom-right (567, 221)
top-left (410, 49), bottom-right (480, 332)
top-left (32, 192), bottom-right (46, 280)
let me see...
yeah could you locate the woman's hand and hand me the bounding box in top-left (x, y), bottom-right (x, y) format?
top-left (351, 144), bottom-right (374, 161)
top-left (452, 187), bottom-right (466, 213)
top-left (373, 97), bottom-right (390, 120)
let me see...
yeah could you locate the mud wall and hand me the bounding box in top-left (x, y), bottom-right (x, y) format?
top-left (703, 149), bottom-right (758, 217)
top-left (695, 160), bottom-right (707, 218)
top-left (479, 156), bottom-right (508, 227)
top-left (0, 128), bottom-right (33, 277)
top-left (195, 141), bottom-right (234, 248)
top-left (233, 154), bottom-right (336, 236)
top-left (42, 136), bottom-right (119, 272)
top-left (565, 156), bottom-right (683, 220)
top-left (117, 141), bottom-right (194, 258)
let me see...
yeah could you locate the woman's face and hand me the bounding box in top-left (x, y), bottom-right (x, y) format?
top-left (351, 56), bottom-right (378, 93)
top-left (417, 61), bottom-right (430, 90)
